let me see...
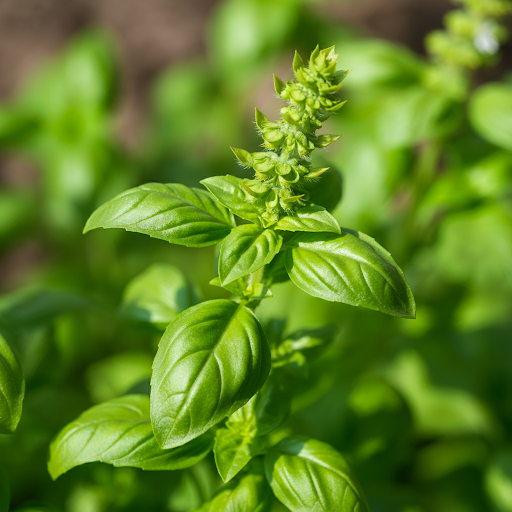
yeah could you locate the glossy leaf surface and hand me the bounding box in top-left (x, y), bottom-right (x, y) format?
top-left (84, 183), bottom-right (235, 247)
top-left (151, 300), bottom-right (271, 449)
top-left (265, 437), bottom-right (369, 512)
top-left (0, 334), bottom-right (25, 434)
top-left (201, 175), bottom-right (261, 223)
top-left (285, 231), bottom-right (415, 318)
top-left (275, 206), bottom-right (340, 234)
top-left (219, 225), bottom-right (282, 285)
top-left (48, 395), bottom-right (213, 479)
top-left (214, 428), bottom-right (267, 482)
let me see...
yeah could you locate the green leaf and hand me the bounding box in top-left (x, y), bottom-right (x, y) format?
top-left (84, 183), bottom-right (235, 247)
top-left (227, 372), bottom-right (292, 437)
top-left (119, 263), bottom-right (199, 326)
top-left (285, 231), bottom-right (415, 318)
top-left (275, 206), bottom-right (340, 234)
top-left (47, 394), bottom-right (213, 480)
top-left (219, 225), bottom-right (283, 285)
top-left (265, 437), bottom-right (369, 512)
top-left (151, 300), bottom-right (271, 449)
top-left (231, 147), bottom-right (253, 166)
top-left (0, 333), bottom-right (25, 434)
top-left (0, 465), bottom-right (9, 512)
top-left (469, 83), bottom-right (512, 151)
top-left (85, 351), bottom-right (153, 403)
top-left (194, 466), bottom-right (273, 512)
top-left (201, 175), bottom-right (261, 224)
top-left (214, 428), bottom-right (268, 482)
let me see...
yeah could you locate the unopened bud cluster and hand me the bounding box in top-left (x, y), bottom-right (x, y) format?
top-left (231, 46), bottom-right (348, 227)
top-left (426, 0), bottom-right (511, 69)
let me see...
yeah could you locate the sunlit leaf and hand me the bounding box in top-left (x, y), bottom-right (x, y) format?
top-left (151, 300), bottom-right (270, 449)
top-left (48, 395), bottom-right (213, 479)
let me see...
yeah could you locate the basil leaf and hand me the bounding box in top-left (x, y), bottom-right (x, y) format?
top-left (285, 231), bottom-right (415, 318)
top-left (227, 372), bottom-right (292, 437)
top-left (265, 437), bottom-right (370, 512)
top-left (264, 251), bottom-right (289, 285)
top-left (275, 206), bottom-right (340, 234)
top-left (0, 465), bottom-right (8, 512)
top-left (0, 333), bottom-right (25, 434)
top-left (84, 183), bottom-right (235, 247)
top-left (151, 300), bottom-right (271, 449)
top-left (469, 83), bottom-right (512, 151)
top-left (303, 168), bottom-right (342, 212)
top-left (214, 428), bottom-right (268, 482)
top-left (219, 225), bottom-right (283, 285)
top-left (119, 263), bottom-right (200, 326)
top-left (201, 176), bottom-right (261, 224)
top-left (194, 468), bottom-right (273, 512)
top-left (47, 394), bottom-right (213, 480)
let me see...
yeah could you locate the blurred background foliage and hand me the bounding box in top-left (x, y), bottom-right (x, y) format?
top-left (0, 0), bottom-right (512, 511)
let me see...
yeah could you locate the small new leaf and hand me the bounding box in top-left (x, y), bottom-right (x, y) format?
top-left (47, 395), bottom-right (213, 480)
top-left (273, 75), bottom-right (286, 96)
top-left (255, 108), bottom-right (269, 130)
top-left (0, 333), bottom-right (24, 434)
top-left (265, 437), bottom-right (370, 512)
top-left (201, 176), bottom-right (261, 224)
top-left (275, 206), bottom-right (340, 234)
top-left (193, 467), bottom-right (273, 512)
top-left (84, 183), bottom-right (235, 247)
top-left (285, 231), bottom-right (416, 318)
top-left (231, 147), bottom-right (253, 167)
top-left (214, 428), bottom-right (268, 482)
top-left (151, 300), bottom-right (271, 449)
top-left (219, 225), bottom-right (283, 285)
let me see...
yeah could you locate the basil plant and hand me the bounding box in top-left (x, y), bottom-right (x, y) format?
top-left (47, 46), bottom-right (415, 512)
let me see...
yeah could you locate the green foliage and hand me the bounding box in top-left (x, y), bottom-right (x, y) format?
top-left (265, 437), bottom-right (369, 512)
top-left (285, 231), bottom-right (416, 318)
top-left (48, 395), bottom-right (213, 479)
top-left (84, 183), bottom-right (235, 247)
top-left (2, 0), bottom-right (512, 509)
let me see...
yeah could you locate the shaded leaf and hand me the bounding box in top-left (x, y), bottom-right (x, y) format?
top-left (119, 263), bottom-right (199, 326)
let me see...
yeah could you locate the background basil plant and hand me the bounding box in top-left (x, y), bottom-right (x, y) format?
top-left (46, 47), bottom-right (415, 511)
